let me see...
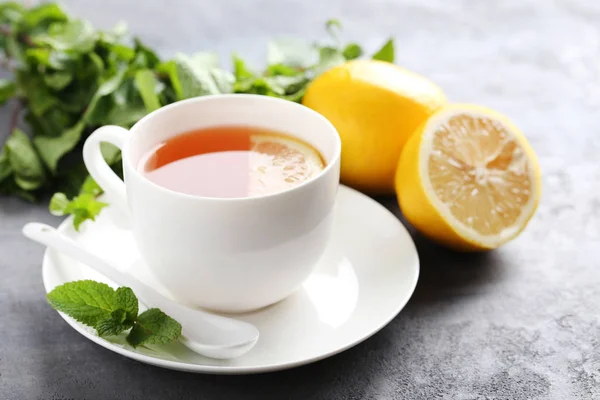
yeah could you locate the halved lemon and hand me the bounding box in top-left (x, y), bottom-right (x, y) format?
top-left (395, 104), bottom-right (541, 251)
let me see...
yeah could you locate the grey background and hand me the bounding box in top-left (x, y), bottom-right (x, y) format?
top-left (1, 0), bottom-right (599, 399)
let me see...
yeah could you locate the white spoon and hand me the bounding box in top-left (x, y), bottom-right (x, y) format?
top-left (23, 222), bottom-right (259, 360)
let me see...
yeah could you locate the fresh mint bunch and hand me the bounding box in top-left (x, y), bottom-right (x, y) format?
top-left (0, 3), bottom-right (394, 230)
top-left (0, 2), bottom-right (170, 203)
top-left (47, 280), bottom-right (182, 347)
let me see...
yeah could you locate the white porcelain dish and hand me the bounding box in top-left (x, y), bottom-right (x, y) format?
top-left (42, 185), bottom-right (419, 374)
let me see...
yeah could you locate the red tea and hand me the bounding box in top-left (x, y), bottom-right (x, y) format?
top-left (138, 126), bottom-right (326, 198)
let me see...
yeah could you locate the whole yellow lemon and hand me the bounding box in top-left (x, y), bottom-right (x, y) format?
top-left (303, 60), bottom-right (447, 194)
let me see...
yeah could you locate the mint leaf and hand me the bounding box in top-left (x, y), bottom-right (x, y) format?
top-left (265, 75), bottom-right (308, 95)
top-left (96, 309), bottom-right (131, 337)
top-left (83, 69), bottom-right (126, 122)
top-left (267, 38), bottom-right (316, 68)
top-left (68, 194), bottom-right (107, 214)
top-left (16, 72), bottom-right (57, 117)
top-left (80, 176), bottom-right (102, 196)
top-left (44, 72), bottom-right (73, 91)
top-left (46, 280), bottom-right (116, 327)
top-left (372, 38), bottom-right (394, 62)
top-left (87, 52), bottom-right (105, 76)
top-left (313, 47), bottom-right (345, 76)
top-left (67, 193), bottom-right (108, 231)
top-left (131, 38), bottom-right (160, 69)
top-left (33, 122), bottom-right (84, 173)
top-left (342, 43), bottom-right (363, 60)
top-left (265, 63), bottom-right (301, 77)
top-left (96, 287), bottom-right (138, 337)
top-left (0, 3), bottom-right (25, 24)
top-left (25, 48), bottom-right (75, 70)
top-left (115, 287), bottom-right (138, 323)
top-left (174, 53), bottom-right (234, 98)
top-left (33, 19), bottom-right (96, 53)
top-left (49, 192), bottom-right (69, 215)
top-left (110, 79), bottom-right (135, 107)
top-left (157, 60), bottom-right (183, 100)
top-left (134, 69), bottom-right (161, 112)
top-left (232, 54), bottom-right (255, 80)
top-left (126, 308), bottom-right (182, 347)
top-left (20, 3), bottom-right (67, 31)
top-left (207, 68), bottom-right (234, 94)
top-left (105, 104), bottom-right (147, 128)
top-left (108, 43), bottom-right (135, 61)
top-left (5, 129), bottom-right (46, 191)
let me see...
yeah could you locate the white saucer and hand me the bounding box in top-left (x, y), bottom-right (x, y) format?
top-left (42, 185), bottom-right (419, 374)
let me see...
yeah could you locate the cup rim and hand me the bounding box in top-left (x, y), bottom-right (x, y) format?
top-left (122, 93), bottom-right (341, 202)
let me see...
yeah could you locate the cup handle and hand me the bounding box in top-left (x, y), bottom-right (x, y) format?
top-left (83, 126), bottom-right (129, 219)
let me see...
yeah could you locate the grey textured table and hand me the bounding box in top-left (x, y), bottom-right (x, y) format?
top-left (1, 1), bottom-right (599, 399)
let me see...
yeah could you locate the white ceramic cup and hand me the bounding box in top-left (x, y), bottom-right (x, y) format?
top-left (83, 94), bottom-right (341, 313)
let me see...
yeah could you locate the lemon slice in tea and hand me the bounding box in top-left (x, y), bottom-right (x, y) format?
top-left (249, 134), bottom-right (325, 197)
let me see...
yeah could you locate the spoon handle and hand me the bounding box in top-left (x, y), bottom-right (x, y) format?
top-left (21, 223), bottom-right (253, 335)
top-left (23, 222), bottom-right (167, 307)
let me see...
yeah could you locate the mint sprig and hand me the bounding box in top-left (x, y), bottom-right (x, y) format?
top-left (47, 280), bottom-right (182, 347)
top-left (49, 176), bottom-right (107, 231)
top-left (126, 308), bottom-right (182, 347)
